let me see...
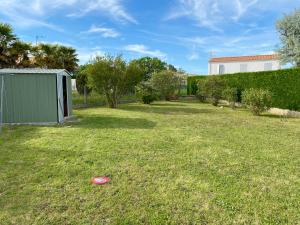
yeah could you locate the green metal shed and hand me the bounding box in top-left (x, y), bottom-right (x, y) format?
top-left (0, 69), bottom-right (73, 124)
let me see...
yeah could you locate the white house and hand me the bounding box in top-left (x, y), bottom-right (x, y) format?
top-left (208, 54), bottom-right (281, 75)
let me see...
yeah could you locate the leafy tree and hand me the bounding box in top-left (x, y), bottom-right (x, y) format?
top-left (168, 64), bottom-right (177, 72)
top-left (75, 65), bottom-right (92, 95)
top-left (87, 55), bottom-right (141, 108)
top-left (242, 88), bottom-right (272, 116)
top-left (0, 22), bottom-right (17, 68)
top-left (151, 70), bottom-right (181, 101)
top-left (223, 87), bottom-right (239, 109)
top-left (131, 57), bottom-right (167, 80)
top-left (201, 76), bottom-right (225, 106)
top-left (276, 9), bottom-right (300, 67)
top-left (122, 60), bottom-right (144, 94)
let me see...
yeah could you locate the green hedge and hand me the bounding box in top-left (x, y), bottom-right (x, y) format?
top-left (187, 68), bottom-right (300, 110)
top-left (187, 76), bottom-right (206, 95)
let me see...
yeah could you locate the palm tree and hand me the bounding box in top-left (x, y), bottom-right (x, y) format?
top-left (0, 23), bottom-right (17, 68)
top-left (56, 45), bottom-right (79, 73)
top-left (9, 41), bottom-right (32, 68)
top-left (32, 43), bottom-right (79, 73)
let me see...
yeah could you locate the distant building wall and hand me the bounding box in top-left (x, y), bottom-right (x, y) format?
top-left (209, 59), bottom-right (281, 75)
top-left (71, 79), bottom-right (77, 91)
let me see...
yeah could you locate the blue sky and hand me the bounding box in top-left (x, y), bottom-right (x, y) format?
top-left (0, 0), bottom-right (299, 74)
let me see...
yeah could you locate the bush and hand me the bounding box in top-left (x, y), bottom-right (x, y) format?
top-left (242, 88), bottom-right (272, 115)
top-left (201, 76), bottom-right (225, 106)
top-left (142, 95), bottom-right (156, 104)
top-left (187, 76), bottom-right (206, 95)
top-left (75, 65), bottom-right (92, 95)
top-left (223, 87), bottom-right (239, 109)
top-left (187, 68), bottom-right (300, 110)
top-left (196, 79), bottom-right (207, 102)
top-left (151, 70), bottom-right (180, 101)
top-left (135, 81), bottom-right (156, 104)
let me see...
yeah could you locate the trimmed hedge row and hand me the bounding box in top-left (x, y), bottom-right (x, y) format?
top-left (187, 68), bottom-right (300, 110)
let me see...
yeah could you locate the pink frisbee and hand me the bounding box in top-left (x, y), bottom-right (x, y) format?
top-left (92, 176), bottom-right (110, 185)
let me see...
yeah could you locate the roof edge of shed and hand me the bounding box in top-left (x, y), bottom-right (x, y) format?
top-left (0, 68), bottom-right (71, 76)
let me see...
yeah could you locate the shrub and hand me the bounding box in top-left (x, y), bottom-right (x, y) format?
top-left (187, 76), bottom-right (206, 95)
top-left (151, 70), bottom-right (180, 101)
top-left (201, 76), bottom-right (225, 106)
top-left (242, 88), bottom-right (272, 115)
top-left (135, 81), bottom-right (156, 104)
top-left (196, 79), bottom-right (207, 102)
top-left (187, 68), bottom-right (300, 110)
top-left (223, 87), bottom-right (239, 109)
top-left (75, 65), bottom-right (92, 95)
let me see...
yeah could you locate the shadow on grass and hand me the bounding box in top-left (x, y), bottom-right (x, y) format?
top-left (259, 114), bottom-right (299, 120)
top-left (119, 104), bottom-right (215, 115)
top-left (150, 102), bottom-right (187, 107)
top-left (74, 115), bottom-right (156, 129)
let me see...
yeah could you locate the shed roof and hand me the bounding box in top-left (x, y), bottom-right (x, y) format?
top-left (0, 68), bottom-right (71, 76)
top-left (209, 54), bottom-right (279, 63)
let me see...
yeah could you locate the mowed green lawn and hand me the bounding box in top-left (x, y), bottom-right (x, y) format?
top-left (0, 101), bottom-right (300, 225)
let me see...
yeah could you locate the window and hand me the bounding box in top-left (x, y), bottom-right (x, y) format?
top-left (264, 63), bottom-right (273, 71)
top-left (240, 64), bottom-right (248, 72)
top-left (219, 65), bottom-right (225, 74)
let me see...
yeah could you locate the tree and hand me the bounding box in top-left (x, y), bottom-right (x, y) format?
top-left (201, 76), bottom-right (225, 106)
top-left (87, 55), bottom-right (142, 108)
top-left (10, 41), bottom-right (32, 68)
top-left (151, 70), bottom-right (181, 101)
top-left (276, 9), bottom-right (300, 67)
top-left (32, 43), bottom-right (78, 73)
top-left (75, 65), bottom-right (92, 95)
top-left (56, 45), bottom-right (79, 73)
top-left (168, 64), bottom-right (177, 72)
top-left (0, 22), bottom-right (17, 68)
top-left (130, 57), bottom-right (167, 80)
top-left (121, 60), bottom-right (144, 94)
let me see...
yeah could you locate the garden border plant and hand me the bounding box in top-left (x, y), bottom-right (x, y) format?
top-left (187, 68), bottom-right (300, 110)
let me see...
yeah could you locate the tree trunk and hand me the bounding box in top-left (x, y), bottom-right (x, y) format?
top-left (111, 88), bottom-right (118, 108)
top-left (84, 86), bottom-right (87, 105)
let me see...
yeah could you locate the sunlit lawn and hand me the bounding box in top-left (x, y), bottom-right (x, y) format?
top-left (0, 101), bottom-right (299, 224)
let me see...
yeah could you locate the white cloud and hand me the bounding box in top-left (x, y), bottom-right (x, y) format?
top-left (83, 25), bottom-right (120, 38)
top-left (124, 44), bottom-right (167, 59)
top-left (178, 37), bottom-right (206, 45)
top-left (77, 49), bottom-right (105, 64)
top-left (179, 27), bottom-right (279, 58)
top-left (0, 0), bottom-right (136, 30)
top-left (187, 52), bottom-right (199, 60)
top-left (67, 0), bottom-right (137, 24)
top-left (165, 0), bottom-right (260, 31)
top-left (165, 0), bottom-right (300, 32)
top-left (233, 0), bottom-right (258, 21)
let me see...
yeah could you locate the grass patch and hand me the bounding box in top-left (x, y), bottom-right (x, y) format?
top-left (0, 101), bottom-right (300, 224)
top-left (72, 91), bottom-right (137, 107)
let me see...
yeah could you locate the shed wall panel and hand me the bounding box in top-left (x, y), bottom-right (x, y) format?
top-left (1, 74), bottom-right (58, 123)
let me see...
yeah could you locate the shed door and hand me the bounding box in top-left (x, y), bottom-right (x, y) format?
top-left (57, 75), bottom-right (64, 123)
